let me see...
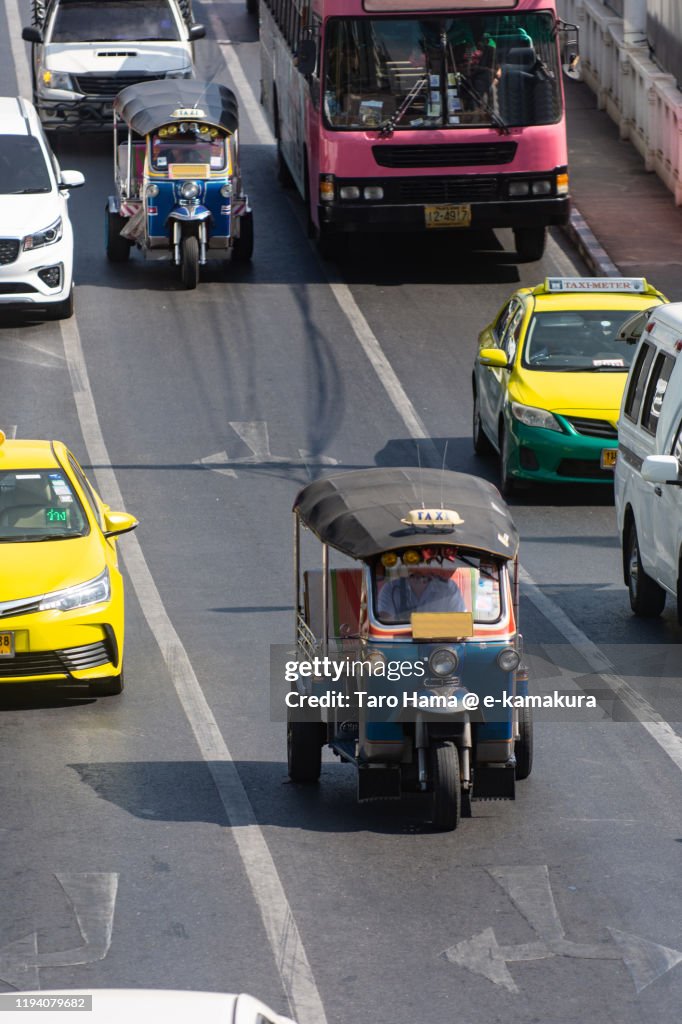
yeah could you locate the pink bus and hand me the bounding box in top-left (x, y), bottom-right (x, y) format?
top-left (259, 0), bottom-right (577, 260)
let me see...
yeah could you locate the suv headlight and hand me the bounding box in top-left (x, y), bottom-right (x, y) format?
top-left (23, 217), bottom-right (63, 251)
top-left (38, 568), bottom-right (110, 612)
top-left (510, 401), bottom-right (562, 432)
top-left (40, 70), bottom-right (74, 92)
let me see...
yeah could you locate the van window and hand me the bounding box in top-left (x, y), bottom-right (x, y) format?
top-left (641, 352), bottom-right (675, 436)
top-left (672, 421), bottom-right (682, 462)
top-left (623, 341), bottom-right (656, 422)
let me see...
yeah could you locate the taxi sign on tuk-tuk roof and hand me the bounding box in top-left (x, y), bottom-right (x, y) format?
top-left (113, 80), bottom-right (238, 136)
top-left (293, 467), bottom-right (519, 561)
top-left (542, 277), bottom-right (650, 294)
top-left (400, 508), bottom-right (464, 526)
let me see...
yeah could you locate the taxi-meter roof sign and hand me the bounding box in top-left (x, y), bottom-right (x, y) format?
top-left (544, 277), bottom-right (648, 293)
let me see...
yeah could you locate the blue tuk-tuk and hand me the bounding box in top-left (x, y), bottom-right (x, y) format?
top-left (289, 467), bottom-right (531, 831)
top-left (106, 80), bottom-right (253, 288)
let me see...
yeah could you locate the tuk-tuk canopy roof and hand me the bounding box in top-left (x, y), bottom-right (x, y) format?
top-left (294, 468), bottom-right (519, 561)
top-left (113, 80), bottom-right (239, 136)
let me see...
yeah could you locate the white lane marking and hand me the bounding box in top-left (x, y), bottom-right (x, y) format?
top-left (444, 865), bottom-right (682, 994)
top-left (0, 873), bottom-right (118, 990)
top-left (208, 14), bottom-right (273, 145)
top-left (59, 317), bottom-right (328, 1024)
top-left (5, 0), bottom-right (32, 100)
top-left (520, 567), bottom-right (682, 773)
top-left (545, 232), bottom-right (580, 277)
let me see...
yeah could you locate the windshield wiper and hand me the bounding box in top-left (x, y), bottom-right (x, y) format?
top-left (379, 75), bottom-right (428, 136)
top-left (0, 533), bottom-right (80, 542)
top-left (12, 187), bottom-right (50, 194)
top-left (555, 365), bottom-right (627, 372)
top-left (455, 74), bottom-right (509, 135)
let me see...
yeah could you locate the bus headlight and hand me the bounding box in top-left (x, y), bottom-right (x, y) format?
top-left (363, 186), bottom-right (383, 200)
top-left (339, 186), bottom-right (360, 200)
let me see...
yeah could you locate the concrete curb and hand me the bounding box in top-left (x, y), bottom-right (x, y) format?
top-left (561, 206), bottom-right (621, 278)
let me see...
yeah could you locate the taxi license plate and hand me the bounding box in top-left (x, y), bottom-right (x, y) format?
top-left (0, 632), bottom-right (15, 657)
top-left (601, 448), bottom-right (617, 469)
top-left (425, 204), bottom-right (472, 229)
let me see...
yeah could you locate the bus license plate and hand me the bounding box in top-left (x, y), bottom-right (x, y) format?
top-left (0, 632), bottom-right (15, 657)
top-left (601, 448), bottom-right (617, 469)
top-left (425, 204), bottom-right (472, 229)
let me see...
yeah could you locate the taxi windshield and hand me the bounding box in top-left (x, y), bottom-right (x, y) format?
top-left (522, 310), bottom-right (636, 372)
top-left (374, 554), bottom-right (502, 625)
top-left (0, 470), bottom-right (88, 541)
top-left (151, 131), bottom-right (227, 172)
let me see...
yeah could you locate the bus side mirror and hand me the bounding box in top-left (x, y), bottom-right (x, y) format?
top-left (557, 20), bottom-right (582, 81)
top-left (296, 39), bottom-right (317, 76)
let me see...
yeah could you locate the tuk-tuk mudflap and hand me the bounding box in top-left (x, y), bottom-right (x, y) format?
top-left (473, 759), bottom-right (516, 800)
top-left (357, 765), bottom-right (402, 802)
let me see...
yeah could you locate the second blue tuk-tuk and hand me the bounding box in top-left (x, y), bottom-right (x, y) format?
top-left (106, 80), bottom-right (253, 288)
top-left (289, 467), bottom-right (532, 831)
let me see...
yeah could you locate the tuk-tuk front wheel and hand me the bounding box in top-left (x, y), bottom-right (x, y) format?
top-left (287, 715), bottom-right (324, 783)
top-left (181, 235), bottom-right (200, 289)
top-left (430, 741), bottom-right (461, 831)
top-left (232, 210), bottom-right (253, 264)
top-left (515, 705), bottom-right (534, 780)
top-left (105, 204), bottom-right (131, 263)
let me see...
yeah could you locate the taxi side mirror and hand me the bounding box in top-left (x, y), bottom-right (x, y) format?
top-left (478, 348), bottom-right (510, 369)
top-left (103, 510), bottom-right (139, 537)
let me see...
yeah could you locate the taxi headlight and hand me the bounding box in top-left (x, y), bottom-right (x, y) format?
top-left (23, 217), bottom-right (63, 251)
top-left (180, 180), bottom-right (200, 200)
top-left (510, 402), bottom-right (563, 432)
top-left (38, 568), bottom-right (111, 613)
top-left (497, 648), bottom-right (520, 672)
top-left (428, 647), bottom-right (459, 678)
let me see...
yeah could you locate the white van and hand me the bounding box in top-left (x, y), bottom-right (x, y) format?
top-left (22, 0), bottom-right (205, 132)
top-left (614, 302), bottom-right (682, 620)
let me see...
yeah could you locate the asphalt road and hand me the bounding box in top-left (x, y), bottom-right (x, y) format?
top-left (1, 3), bottom-right (681, 1023)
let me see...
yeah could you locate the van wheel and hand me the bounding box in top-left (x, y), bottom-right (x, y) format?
top-left (430, 741), bottom-right (461, 831)
top-left (626, 523), bottom-right (666, 616)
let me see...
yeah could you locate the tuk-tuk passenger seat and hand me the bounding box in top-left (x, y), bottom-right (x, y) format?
top-left (304, 568), bottom-right (363, 641)
top-left (117, 142), bottom-right (147, 198)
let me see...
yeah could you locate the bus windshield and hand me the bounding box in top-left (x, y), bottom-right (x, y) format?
top-left (323, 13), bottom-right (560, 131)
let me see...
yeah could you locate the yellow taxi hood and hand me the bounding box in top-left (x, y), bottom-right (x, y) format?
top-left (0, 536), bottom-right (106, 597)
top-left (512, 369), bottom-right (627, 416)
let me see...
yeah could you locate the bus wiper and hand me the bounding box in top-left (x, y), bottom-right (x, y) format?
top-left (455, 74), bottom-right (509, 135)
top-left (378, 76), bottom-right (428, 136)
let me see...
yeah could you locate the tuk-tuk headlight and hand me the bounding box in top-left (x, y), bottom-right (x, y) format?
top-left (180, 181), bottom-right (200, 200)
top-left (429, 648), bottom-right (459, 678)
top-left (366, 650), bottom-right (386, 674)
top-left (220, 183), bottom-right (232, 197)
top-left (497, 648), bottom-right (520, 672)
top-left (146, 184), bottom-right (159, 198)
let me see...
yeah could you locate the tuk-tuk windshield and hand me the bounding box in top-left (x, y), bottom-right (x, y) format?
top-left (374, 552), bottom-right (502, 625)
top-left (151, 130), bottom-right (228, 173)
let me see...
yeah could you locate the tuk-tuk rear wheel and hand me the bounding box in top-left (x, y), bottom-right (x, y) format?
top-left (287, 717), bottom-right (323, 783)
top-left (181, 236), bottom-right (200, 289)
top-left (430, 741), bottom-right (461, 831)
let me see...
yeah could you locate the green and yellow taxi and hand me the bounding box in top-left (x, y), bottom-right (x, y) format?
top-left (0, 435), bottom-right (137, 695)
top-left (472, 277), bottom-right (667, 494)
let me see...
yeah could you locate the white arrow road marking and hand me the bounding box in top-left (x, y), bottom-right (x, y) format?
top-left (198, 422), bottom-right (338, 477)
top-left (443, 865), bottom-right (682, 994)
top-left (0, 873), bottom-right (118, 990)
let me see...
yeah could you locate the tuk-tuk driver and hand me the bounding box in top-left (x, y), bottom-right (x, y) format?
top-left (378, 567), bottom-right (466, 621)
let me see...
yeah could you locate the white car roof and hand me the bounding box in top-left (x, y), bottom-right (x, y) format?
top-left (0, 96), bottom-right (42, 136)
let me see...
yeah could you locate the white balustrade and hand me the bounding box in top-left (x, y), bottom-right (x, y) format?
top-left (558, 0), bottom-right (682, 204)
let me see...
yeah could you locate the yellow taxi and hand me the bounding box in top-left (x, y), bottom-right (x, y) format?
top-left (0, 434), bottom-right (137, 695)
top-left (472, 277), bottom-right (668, 494)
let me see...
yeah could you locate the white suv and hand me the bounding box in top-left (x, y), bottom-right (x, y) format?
top-left (22, 0), bottom-right (205, 132)
top-left (0, 96), bottom-right (84, 319)
top-left (615, 302), bottom-right (682, 621)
